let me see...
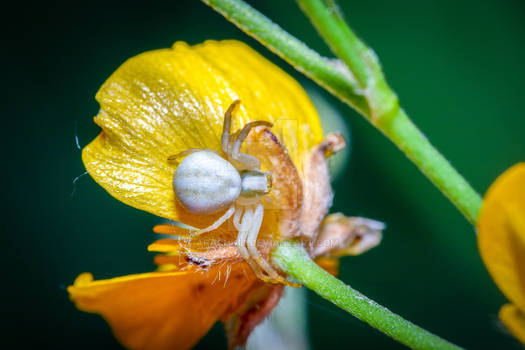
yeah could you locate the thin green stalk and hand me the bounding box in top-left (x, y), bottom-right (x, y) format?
top-left (299, 0), bottom-right (371, 90)
top-left (383, 109), bottom-right (483, 226)
top-left (201, 0), bottom-right (482, 224)
top-left (272, 241), bottom-right (464, 350)
top-left (296, 0), bottom-right (482, 223)
top-left (296, 0), bottom-right (397, 121)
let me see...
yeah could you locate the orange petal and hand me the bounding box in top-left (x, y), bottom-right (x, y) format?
top-left (153, 224), bottom-right (192, 236)
top-left (68, 265), bottom-right (256, 350)
top-left (147, 238), bottom-right (185, 253)
top-left (499, 304), bottom-right (525, 345)
top-left (477, 163), bottom-right (525, 312)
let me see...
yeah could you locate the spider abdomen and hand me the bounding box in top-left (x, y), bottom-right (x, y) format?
top-left (173, 151), bottom-right (241, 214)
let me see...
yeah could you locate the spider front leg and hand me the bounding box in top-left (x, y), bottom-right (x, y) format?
top-left (220, 100), bottom-right (239, 154)
top-left (189, 206), bottom-right (236, 236)
top-left (230, 120), bottom-right (271, 169)
top-left (167, 148), bottom-right (220, 164)
top-left (221, 100), bottom-right (271, 170)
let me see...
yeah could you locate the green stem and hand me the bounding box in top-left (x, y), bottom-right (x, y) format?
top-left (272, 241), bottom-right (464, 350)
top-left (296, 0), bottom-right (482, 223)
top-left (201, 0), bottom-right (482, 224)
top-left (296, 0), bottom-right (397, 121)
top-left (298, 0), bottom-right (371, 89)
top-left (382, 109), bottom-right (482, 224)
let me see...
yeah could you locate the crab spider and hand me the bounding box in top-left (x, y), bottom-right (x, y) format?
top-left (170, 100), bottom-right (288, 284)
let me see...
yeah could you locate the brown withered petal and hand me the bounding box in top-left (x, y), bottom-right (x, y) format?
top-left (300, 132), bottom-right (346, 241)
top-left (311, 213), bottom-right (384, 258)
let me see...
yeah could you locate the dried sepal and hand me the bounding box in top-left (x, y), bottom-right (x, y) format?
top-left (248, 126), bottom-right (304, 241)
top-left (300, 132), bottom-right (346, 241)
top-left (311, 213), bottom-right (384, 258)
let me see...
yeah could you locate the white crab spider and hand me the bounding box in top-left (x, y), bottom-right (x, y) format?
top-left (170, 100), bottom-right (286, 283)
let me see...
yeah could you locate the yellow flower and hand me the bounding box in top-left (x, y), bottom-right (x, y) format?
top-left (68, 40), bottom-right (383, 349)
top-left (477, 162), bottom-right (525, 344)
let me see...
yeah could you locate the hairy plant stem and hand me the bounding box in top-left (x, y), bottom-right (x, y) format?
top-left (201, 0), bottom-right (482, 224)
top-left (272, 241), bottom-right (464, 350)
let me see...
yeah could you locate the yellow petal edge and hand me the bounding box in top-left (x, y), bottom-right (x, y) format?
top-left (477, 162), bottom-right (525, 344)
top-left (83, 40), bottom-right (323, 222)
top-left (500, 304), bottom-right (525, 344)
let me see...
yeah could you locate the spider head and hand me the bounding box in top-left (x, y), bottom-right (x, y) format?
top-left (239, 170), bottom-right (272, 198)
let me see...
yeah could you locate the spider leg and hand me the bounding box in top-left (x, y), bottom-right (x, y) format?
top-left (233, 205), bottom-right (244, 230)
top-left (232, 153), bottom-right (260, 170)
top-left (167, 148), bottom-right (202, 163)
top-left (167, 148), bottom-right (219, 164)
top-left (235, 195), bottom-right (263, 207)
top-left (190, 206), bottom-right (236, 236)
top-left (245, 203), bottom-right (290, 284)
top-left (230, 120), bottom-right (272, 169)
top-left (221, 100), bottom-right (241, 154)
top-left (235, 206), bottom-right (266, 278)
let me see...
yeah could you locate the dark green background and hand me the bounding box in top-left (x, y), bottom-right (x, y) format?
top-left (5, 0), bottom-right (525, 348)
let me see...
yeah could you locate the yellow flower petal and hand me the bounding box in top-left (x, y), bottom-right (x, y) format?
top-left (83, 40), bottom-right (323, 221)
top-left (68, 265), bottom-right (256, 350)
top-left (499, 304), bottom-right (525, 345)
top-left (477, 163), bottom-right (525, 312)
